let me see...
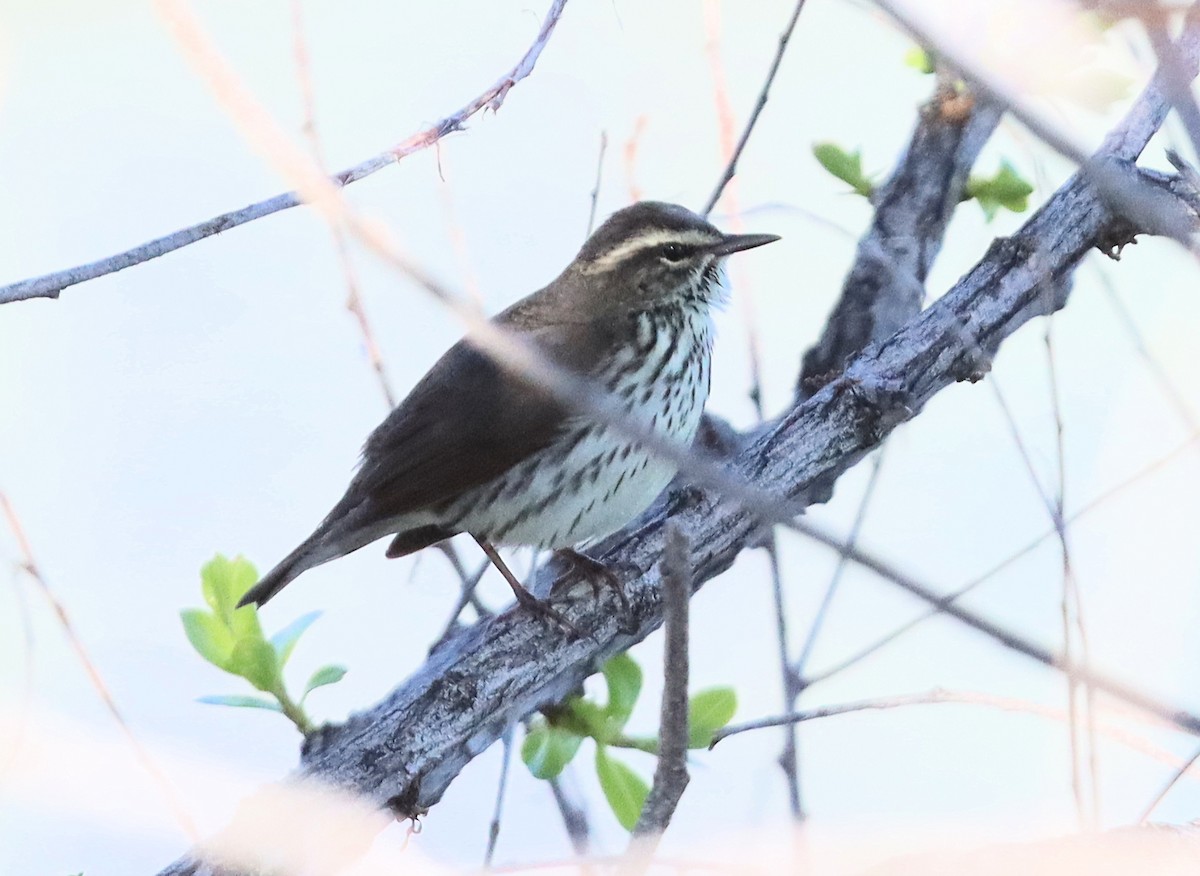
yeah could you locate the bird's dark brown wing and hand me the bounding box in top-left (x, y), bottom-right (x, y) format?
top-left (238, 296), bottom-right (620, 608)
top-left (349, 317), bottom-right (615, 522)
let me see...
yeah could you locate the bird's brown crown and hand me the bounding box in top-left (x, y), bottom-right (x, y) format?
top-left (577, 201), bottom-right (724, 268)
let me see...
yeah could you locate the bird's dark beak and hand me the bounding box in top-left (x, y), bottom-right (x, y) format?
top-left (707, 232), bottom-right (781, 256)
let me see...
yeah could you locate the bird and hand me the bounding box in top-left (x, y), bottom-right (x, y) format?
top-left (238, 201), bottom-right (778, 618)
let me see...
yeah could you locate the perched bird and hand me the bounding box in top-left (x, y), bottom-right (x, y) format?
top-left (239, 201), bottom-right (778, 615)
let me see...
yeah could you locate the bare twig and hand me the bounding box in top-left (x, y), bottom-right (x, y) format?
top-left (702, 0), bottom-right (807, 216)
top-left (793, 450), bottom-right (886, 679)
top-left (586, 132), bottom-right (608, 237)
top-left (484, 727), bottom-right (515, 868)
top-left (800, 429), bottom-right (1200, 689)
top-left (431, 558), bottom-right (492, 653)
top-left (1139, 744), bottom-right (1200, 823)
top-left (763, 533), bottom-right (802, 819)
top-left (631, 523), bottom-right (692, 844)
top-left (547, 773), bottom-right (593, 860)
top-left (870, 0), bottom-right (1200, 248)
top-left (0, 492), bottom-right (199, 840)
top-left (0, 0), bottom-right (570, 305)
top-left (1145, 10), bottom-right (1200, 163)
top-left (290, 0), bottom-right (396, 408)
top-left (710, 688), bottom-right (1195, 756)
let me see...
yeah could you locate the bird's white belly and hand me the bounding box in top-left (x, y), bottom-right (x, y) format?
top-left (448, 307), bottom-right (713, 549)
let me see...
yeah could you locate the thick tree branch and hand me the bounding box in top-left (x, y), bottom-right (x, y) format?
top-left (798, 84), bottom-right (1003, 397)
top-left (156, 43), bottom-right (1200, 874)
top-left (0, 0), bottom-right (568, 305)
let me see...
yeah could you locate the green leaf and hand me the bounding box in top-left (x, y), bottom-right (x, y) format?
top-left (302, 664), bottom-right (347, 698)
top-left (904, 46), bottom-right (935, 74)
top-left (200, 554), bottom-right (259, 624)
top-left (602, 653), bottom-right (642, 732)
top-left (197, 694), bottom-right (283, 712)
top-left (687, 687), bottom-right (737, 749)
top-left (521, 721), bottom-right (584, 779)
top-left (180, 609), bottom-right (234, 670)
top-left (559, 697), bottom-right (610, 740)
top-left (812, 142), bottom-right (875, 198)
top-left (271, 610), bottom-right (322, 666)
top-left (595, 746), bottom-right (649, 831)
top-left (965, 160), bottom-right (1034, 221)
top-left (229, 637), bottom-right (281, 694)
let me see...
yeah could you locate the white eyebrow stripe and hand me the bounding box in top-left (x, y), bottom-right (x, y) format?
top-left (587, 228), bottom-right (717, 270)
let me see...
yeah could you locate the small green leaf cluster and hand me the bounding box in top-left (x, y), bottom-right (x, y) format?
top-left (813, 142), bottom-right (1034, 222)
top-left (904, 46), bottom-right (936, 75)
top-left (180, 555), bottom-right (346, 734)
top-left (812, 143), bottom-right (877, 199)
top-left (964, 160), bottom-right (1035, 220)
top-left (521, 653), bottom-right (736, 831)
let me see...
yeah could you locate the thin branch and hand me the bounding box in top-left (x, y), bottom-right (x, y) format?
top-left (631, 523), bottom-right (692, 843)
top-left (710, 689), bottom-right (1197, 762)
top-left (702, 0), bottom-right (768, 420)
top-left (800, 429), bottom-right (1200, 690)
top-left (547, 773), bottom-right (593, 861)
top-left (763, 533), bottom-right (803, 819)
top-left (431, 558), bottom-right (492, 654)
top-left (1139, 744), bottom-right (1200, 823)
top-left (484, 727), bottom-right (515, 869)
top-left (793, 449), bottom-right (886, 678)
top-left (1095, 263), bottom-right (1200, 432)
top-left (0, 0), bottom-right (570, 305)
top-left (788, 515), bottom-right (1200, 737)
top-left (702, 0), bottom-right (807, 216)
top-left (586, 132), bottom-right (608, 237)
top-left (1145, 10), bottom-right (1200, 163)
top-left (0, 492), bottom-right (199, 840)
top-left (290, 0), bottom-right (396, 408)
top-left (871, 0), bottom-right (1200, 248)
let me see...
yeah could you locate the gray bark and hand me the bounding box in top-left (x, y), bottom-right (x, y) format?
top-left (798, 85), bottom-right (1004, 397)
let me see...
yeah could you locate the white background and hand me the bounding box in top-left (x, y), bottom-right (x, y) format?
top-left (3, 1), bottom-right (1200, 873)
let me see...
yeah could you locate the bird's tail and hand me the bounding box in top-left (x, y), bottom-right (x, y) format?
top-left (236, 525), bottom-right (345, 607)
top-left (238, 539), bottom-right (323, 608)
top-left (237, 500), bottom-right (380, 608)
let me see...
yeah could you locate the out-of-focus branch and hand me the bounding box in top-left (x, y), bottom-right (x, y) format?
top-left (1, 492), bottom-right (199, 840)
top-left (0, 0), bottom-right (569, 305)
top-left (710, 688), bottom-right (1193, 759)
top-left (630, 524), bottom-right (692, 848)
top-left (798, 84), bottom-right (1004, 397)
top-left (703, 0), bottom-right (807, 216)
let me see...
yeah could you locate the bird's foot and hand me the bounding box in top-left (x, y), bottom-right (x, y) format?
top-left (473, 536), bottom-right (588, 639)
top-left (552, 548), bottom-right (637, 633)
top-left (509, 582), bottom-right (589, 640)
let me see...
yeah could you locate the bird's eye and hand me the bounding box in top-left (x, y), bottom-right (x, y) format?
top-left (660, 243), bottom-right (689, 261)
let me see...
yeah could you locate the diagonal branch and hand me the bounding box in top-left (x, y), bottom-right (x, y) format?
top-left (0, 0), bottom-right (568, 305)
top-left (798, 83), bottom-right (1004, 397)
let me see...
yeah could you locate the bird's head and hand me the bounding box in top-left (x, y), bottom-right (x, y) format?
top-left (574, 201), bottom-right (779, 309)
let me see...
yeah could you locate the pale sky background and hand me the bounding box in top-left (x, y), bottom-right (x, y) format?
top-left (3, 1), bottom-right (1200, 874)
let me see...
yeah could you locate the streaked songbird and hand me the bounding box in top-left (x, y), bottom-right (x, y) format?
top-left (239, 202), bottom-right (778, 621)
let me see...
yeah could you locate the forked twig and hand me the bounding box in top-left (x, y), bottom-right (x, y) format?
top-left (0, 0), bottom-right (569, 305)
